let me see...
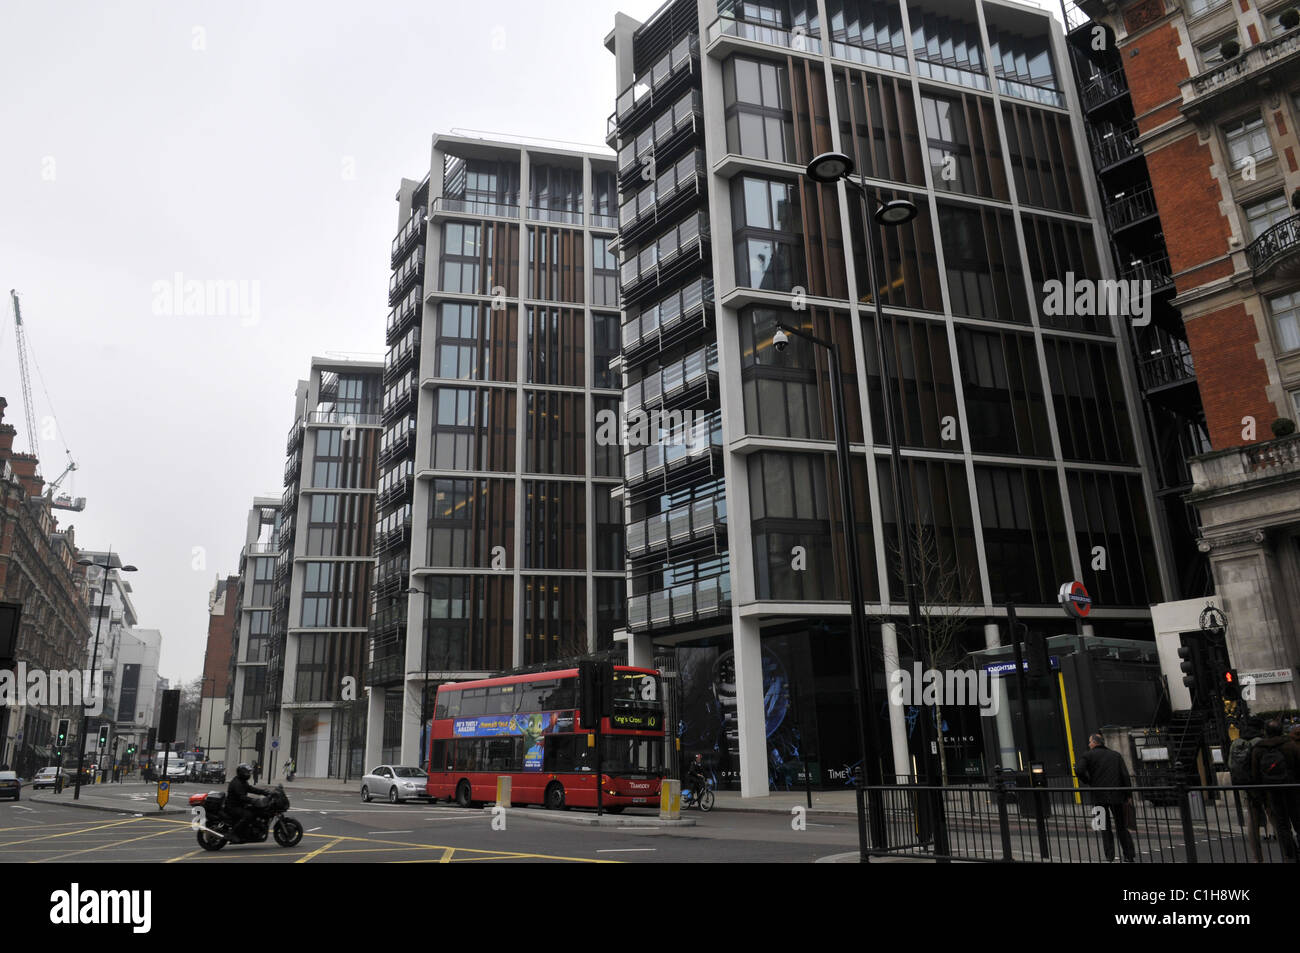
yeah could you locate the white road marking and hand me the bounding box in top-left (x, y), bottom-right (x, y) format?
top-left (13, 805), bottom-right (35, 812)
top-left (307, 827), bottom-right (322, 832)
top-left (596, 848), bottom-right (657, 853)
top-left (368, 830), bottom-right (412, 834)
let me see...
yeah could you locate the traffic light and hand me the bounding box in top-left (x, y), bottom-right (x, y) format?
top-left (56, 719), bottom-right (69, 747)
top-left (1221, 668), bottom-right (1241, 701)
top-left (97, 725), bottom-right (109, 748)
top-left (1024, 630), bottom-right (1049, 678)
top-left (126, 744), bottom-right (136, 756)
top-left (579, 659), bottom-right (614, 729)
top-left (1178, 641), bottom-right (1205, 697)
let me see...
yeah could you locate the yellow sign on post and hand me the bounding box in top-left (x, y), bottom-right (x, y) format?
top-left (156, 780), bottom-right (170, 811)
top-left (660, 778), bottom-right (681, 820)
top-left (496, 775), bottom-right (511, 806)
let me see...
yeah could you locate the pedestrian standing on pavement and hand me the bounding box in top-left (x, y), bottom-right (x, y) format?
top-left (1251, 720), bottom-right (1300, 861)
top-left (1229, 716), bottom-right (1269, 862)
top-left (1075, 733), bottom-right (1136, 863)
top-left (252, 762), bottom-right (261, 784)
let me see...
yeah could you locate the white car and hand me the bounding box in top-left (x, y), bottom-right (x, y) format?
top-left (361, 765), bottom-right (430, 804)
top-left (32, 767), bottom-right (68, 790)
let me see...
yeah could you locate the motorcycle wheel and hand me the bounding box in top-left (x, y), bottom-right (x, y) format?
top-left (274, 817), bottom-right (304, 848)
top-left (197, 829), bottom-right (227, 851)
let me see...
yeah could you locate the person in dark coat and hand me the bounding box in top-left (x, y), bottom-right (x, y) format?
top-left (1250, 721), bottom-right (1300, 861)
top-left (1075, 733), bottom-right (1135, 862)
top-left (226, 763), bottom-right (269, 837)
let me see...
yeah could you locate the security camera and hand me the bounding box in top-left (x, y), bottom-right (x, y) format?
top-left (773, 329), bottom-right (789, 353)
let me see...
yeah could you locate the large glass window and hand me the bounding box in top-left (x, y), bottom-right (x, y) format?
top-left (593, 485), bottom-right (623, 572)
top-left (526, 307), bottom-right (584, 386)
top-left (863, 313), bottom-right (960, 450)
top-left (1021, 214), bottom-right (1105, 335)
top-left (523, 481), bottom-right (587, 570)
top-left (1002, 104), bottom-right (1086, 213)
top-left (826, 0), bottom-right (910, 72)
top-left (1244, 193), bottom-right (1290, 241)
top-left (938, 202), bottom-right (1030, 324)
top-left (956, 327), bottom-right (1053, 458)
top-left (429, 386), bottom-right (517, 472)
top-left (1223, 113), bottom-right (1273, 171)
top-left (436, 302), bottom-right (517, 382)
top-left (527, 227), bottom-right (584, 303)
top-left (1067, 470), bottom-right (1162, 608)
top-left (723, 56), bottom-right (796, 162)
top-left (1269, 290), bottom-right (1300, 352)
top-left (875, 457), bottom-right (979, 603)
top-left (428, 478), bottom-right (514, 569)
top-left (731, 175), bottom-right (806, 290)
top-left (834, 69), bottom-right (926, 186)
top-left (423, 575), bottom-right (514, 672)
top-left (909, 9), bottom-right (988, 90)
top-left (921, 92), bottom-right (1008, 200)
top-left (441, 222), bottom-right (483, 294)
top-left (739, 306), bottom-right (864, 442)
top-left (522, 576), bottom-right (587, 665)
top-left (1042, 338), bottom-right (1136, 465)
top-left (975, 465), bottom-right (1073, 604)
top-left (592, 237), bottom-right (620, 308)
top-left (525, 391), bottom-right (585, 475)
top-left (593, 313), bottom-right (620, 389)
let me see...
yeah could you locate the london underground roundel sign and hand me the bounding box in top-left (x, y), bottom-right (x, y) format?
top-left (1058, 581), bottom-right (1092, 619)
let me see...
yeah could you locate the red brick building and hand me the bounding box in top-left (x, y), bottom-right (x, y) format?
top-left (198, 574), bottom-right (239, 757)
top-left (0, 397), bottom-right (92, 775)
top-left (1075, 0), bottom-right (1300, 710)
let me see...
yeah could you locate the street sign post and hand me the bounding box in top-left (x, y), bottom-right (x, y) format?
top-left (157, 780), bottom-right (170, 811)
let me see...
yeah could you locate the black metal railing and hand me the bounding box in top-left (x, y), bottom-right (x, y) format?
top-left (1246, 213), bottom-right (1300, 275)
top-left (1090, 126), bottom-right (1141, 169)
top-left (864, 777), bottom-right (1300, 863)
top-left (1120, 254), bottom-right (1174, 290)
top-left (1080, 67), bottom-right (1128, 111)
top-left (1139, 348), bottom-right (1196, 390)
top-left (1105, 185), bottom-right (1158, 232)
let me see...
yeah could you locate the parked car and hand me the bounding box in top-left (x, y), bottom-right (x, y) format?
top-left (0, 771), bottom-right (21, 800)
top-left (360, 765), bottom-right (431, 804)
top-left (32, 767), bottom-right (68, 790)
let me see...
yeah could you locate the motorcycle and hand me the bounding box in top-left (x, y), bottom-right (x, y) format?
top-left (188, 784), bottom-right (304, 851)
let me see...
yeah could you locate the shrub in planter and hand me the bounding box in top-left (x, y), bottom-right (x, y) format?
top-left (1281, 7), bottom-right (1300, 29)
top-left (1271, 417), bottom-right (1297, 438)
top-left (1220, 38), bottom-right (1241, 59)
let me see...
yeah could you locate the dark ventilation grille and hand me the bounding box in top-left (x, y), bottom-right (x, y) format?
top-left (633, 0), bottom-right (699, 73)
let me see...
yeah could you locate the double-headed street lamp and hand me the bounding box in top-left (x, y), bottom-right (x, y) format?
top-left (73, 553), bottom-right (137, 800)
top-left (801, 150), bottom-right (949, 856)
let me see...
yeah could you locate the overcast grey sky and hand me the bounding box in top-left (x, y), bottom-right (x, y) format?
top-left (0, 0), bottom-right (665, 684)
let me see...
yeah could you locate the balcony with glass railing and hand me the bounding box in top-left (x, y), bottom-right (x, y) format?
top-left (619, 214), bottom-right (709, 302)
top-left (286, 419), bottom-right (304, 454)
top-left (624, 342), bottom-right (719, 412)
top-left (610, 35), bottom-right (700, 140)
top-left (626, 493), bottom-right (726, 559)
top-left (430, 196), bottom-right (520, 220)
top-left (618, 150), bottom-right (705, 240)
top-left (388, 247), bottom-right (425, 305)
top-left (527, 205), bottom-right (584, 225)
top-left (622, 278), bottom-right (715, 356)
top-left (627, 575), bottom-right (731, 632)
top-left (391, 208), bottom-right (428, 266)
top-left (624, 409), bottom-right (724, 487)
top-left (387, 286), bottom-right (422, 341)
top-left (617, 90), bottom-right (704, 182)
top-left (307, 410), bottom-right (383, 427)
top-left (706, 14), bottom-right (823, 56)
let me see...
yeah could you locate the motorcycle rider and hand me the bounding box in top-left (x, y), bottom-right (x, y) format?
top-left (227, 762), bottom-right (270, 838)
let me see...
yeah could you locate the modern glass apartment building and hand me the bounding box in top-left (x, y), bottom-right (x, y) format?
top-left (608, 0), bottom-right (1175, 794)
top-left (224, 496), bottom-right (279, 770)
top-left (266, 358), bottom-right (382, 779)
top-left (368, 135), bottom-right (627, 768)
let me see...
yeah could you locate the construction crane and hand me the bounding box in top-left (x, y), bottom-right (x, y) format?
top-left (8, 290), bottom-right (86, 512)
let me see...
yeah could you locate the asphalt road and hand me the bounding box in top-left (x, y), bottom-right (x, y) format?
top-left (0, 788), bottom-right (864, 863)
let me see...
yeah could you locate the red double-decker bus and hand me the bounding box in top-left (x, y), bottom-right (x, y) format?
top-left (426, 666), bottom-right (666, 812)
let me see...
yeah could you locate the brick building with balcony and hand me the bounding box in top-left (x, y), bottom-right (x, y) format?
top-left (1071, 0), bottom-right (1300, 708)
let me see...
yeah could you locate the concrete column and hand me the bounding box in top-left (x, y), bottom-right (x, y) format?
top-left (400, 677), bottom-right (422, 766)
top-left (881, 622), bottom-right (910, 779)
top-left (733, 614), bottom-right (767, 797)
top-left (364, 687), bottom-right (384, 770)
top-left (985, 622), bottom-right (1017, 770)
top-left (626, 631), bottom-right (654, 668)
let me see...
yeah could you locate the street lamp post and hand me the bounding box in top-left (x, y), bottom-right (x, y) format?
top-left (773, 319), bottom-right (887, 859)
top-left (804, 151), bottom-right (949, 856)
top-left (73, 554), bottom-right (137, 800)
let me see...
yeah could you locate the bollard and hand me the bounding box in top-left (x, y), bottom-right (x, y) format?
top-left (1174, 763), bottom-right (1198, 863)
top-left (994, 772), bottom-right (1014, 862)
top-left (660, 778), bottom-right (681, 820)
top-left (495, 775), bottom-right (511, 808)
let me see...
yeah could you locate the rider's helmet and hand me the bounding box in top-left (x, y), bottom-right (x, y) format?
top-left (236, 763), bottom-right (252, 779)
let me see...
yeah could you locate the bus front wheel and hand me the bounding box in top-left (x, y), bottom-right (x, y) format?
top-left (545, 782), bottom-right (566, 811)
top-left (455, 780), bottom-right (473, 809)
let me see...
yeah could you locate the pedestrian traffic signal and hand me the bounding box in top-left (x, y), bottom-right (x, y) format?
top-left (1178, 641), bottom-right (1205, 695)
top-left (56, 719), bottom-right (69, 747)
top-left (97, 725), bottom-right (109, 748)
top-left (1221, 668), bottom-right (1241, 701)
